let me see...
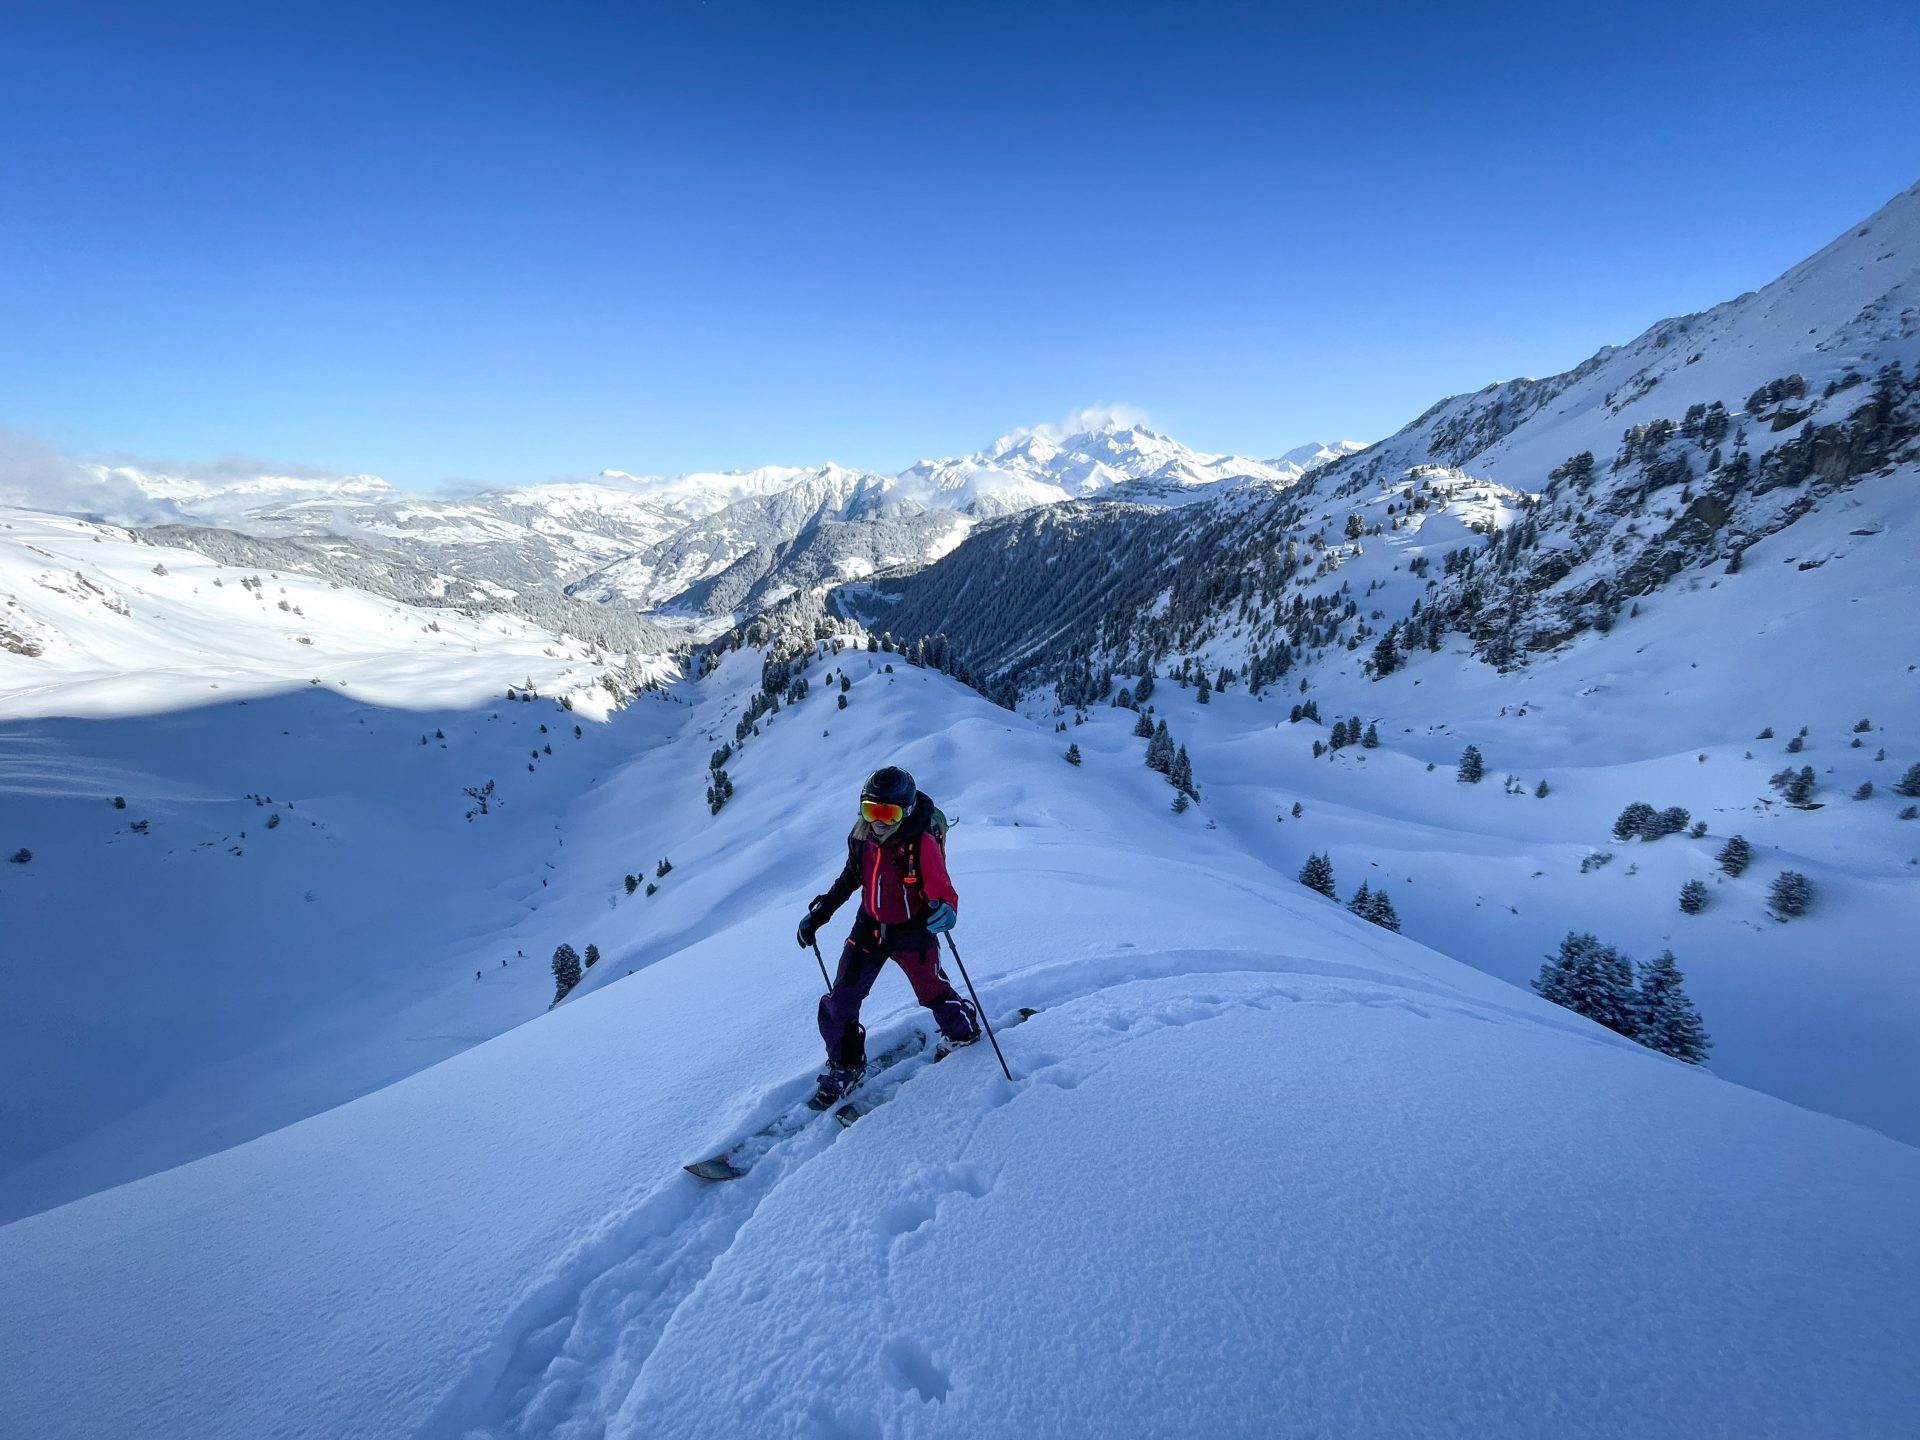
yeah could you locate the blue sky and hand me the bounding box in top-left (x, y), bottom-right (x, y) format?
top-left (2, 1), bottom-right (1916, 488)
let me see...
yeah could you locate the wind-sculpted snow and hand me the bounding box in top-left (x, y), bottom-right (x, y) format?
top-left (3, 646), bottom-right (1916, 1440)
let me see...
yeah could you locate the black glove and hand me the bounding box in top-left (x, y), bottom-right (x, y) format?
top-left (796, 899), bottom-right (829, 949)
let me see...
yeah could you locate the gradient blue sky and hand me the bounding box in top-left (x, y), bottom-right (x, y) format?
top-left (3, 1), bottom-right (1917, 489)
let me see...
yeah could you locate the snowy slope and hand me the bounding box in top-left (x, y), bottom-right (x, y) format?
top-left (0, 509), bottom-right (683, 1219)
top-left (2, 645), bottom-right (1915, 1439)
top-left (965, 462), bottom-right (1920, 1146)
top-left (853, 181), bottom-right (1920, 1148)
top-left (0, 508), bottom-right (625, 719)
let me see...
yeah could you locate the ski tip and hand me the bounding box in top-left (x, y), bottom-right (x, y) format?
top-left (685, 1159), bottom-right (745, 1181)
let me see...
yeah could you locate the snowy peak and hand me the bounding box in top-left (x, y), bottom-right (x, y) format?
top-left (1272, 439), bottom-right (1368, 471)
top-left (899, 419), bottom-right (1335, 515)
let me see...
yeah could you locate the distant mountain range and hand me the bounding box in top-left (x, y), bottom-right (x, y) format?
top-left (74, 428), bottom-right (1363, 624)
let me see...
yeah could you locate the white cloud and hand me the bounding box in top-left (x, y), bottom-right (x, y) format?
top-left (1011, 403), bottom-right (1153, 444)
top-left (0, 429), bottom-right (189, 525)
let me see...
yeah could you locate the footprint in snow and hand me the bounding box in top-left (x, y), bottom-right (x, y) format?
top-left (880, 1334), bottom-right (951, 1404)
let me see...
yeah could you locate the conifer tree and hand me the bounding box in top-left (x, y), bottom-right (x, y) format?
top-left (1457, 744), bottom-right (1484, 783)
top-left (1330, 719), bottom-right (1350, 748)
top-left (1362, 721), bottom-right (1380, 748)
top-left (1366, 889), bottom-right (1401, 932)
top-left (1298, 852), bottom-right (1336, 898)
top-left (584, 943), bottom-right (601, 968)
top-left (1769, 870), bottom-right (1814, 918)
top-left (1613, 802), bottom-right (1656, 841)
top-left (1535, 779), bottom-right (1549, 798)
top-left (1065, 743), bottom-right (1082, 766)
top-left (1717, 835), bottom-right (1752, 876)
top-left (1678, 879), bottom-right (1708, 914)
top-left (1895, 762), bottom-right (1920, 798)
top-left (1347, 881), bottom-right (1373, 916)
top-left (1532, 932), bottom-right (1636, 1036)
top-left (1146, 720), bottom-right (1175, 774)
top-left (1784, 766), bottom-right (1816, 805)
top-left (1170, 745), bottom-right (1196, 797)
top-left (1369, 630), bottom-right (1399, 678)
top-left (551, 943), bottom-right (583, 1002)
top-left (1634, 950), bottom-right (1712, 1063)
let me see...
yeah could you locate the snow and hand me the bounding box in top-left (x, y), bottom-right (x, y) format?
top-left (0, 507), bottom-right (678, 1218)
top-left (3, 643), bottom-right (1916, 1439)
top-left (0, 509), bottom-right (616, 720)
top-left (1047, 466), bottom-right (1920, 1148)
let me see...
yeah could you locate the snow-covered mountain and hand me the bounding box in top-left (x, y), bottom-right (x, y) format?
top-left (558, 423), bottom-right (1356, 615)
top-left (897, 421), bottom-right (1357, 516)
top-left (69, 424), bottom-right (1354, 628)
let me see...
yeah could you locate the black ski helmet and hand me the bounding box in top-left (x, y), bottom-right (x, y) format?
top-left (862, 765), bottom-right (916, 810)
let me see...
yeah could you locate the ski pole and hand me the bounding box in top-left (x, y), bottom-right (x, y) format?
top-left (809, 939), bottom-right (833, 994)
top-left (942, 934), bottom-right (1014, 1082)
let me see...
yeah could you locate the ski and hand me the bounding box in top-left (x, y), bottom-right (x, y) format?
top-left (684, 1030), bottom-right (928, 1181)
top-left (835, 1007), bottom-right (1040, 1126)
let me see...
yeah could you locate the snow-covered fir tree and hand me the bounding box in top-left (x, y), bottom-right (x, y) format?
top-left (1770, 871), bottom-right (1814, 918)
top-left (1533, 932), bottom-right (1636, 1037)
top-left (1170, 745), bottom-right (1196, 798)
top-left (1366, 888), bottom-right (1401, 932)
top-left (1717, 835), bottom-right (1752, 876)
top-left (1634, 950), bottom-right (1712, 1064)
top-left (1298, 852), bottom-right (1336, 898)
top-left (1457, 744), bottom-right (1484, 784)
top-left (551, 944), bottom-right (582, 1003)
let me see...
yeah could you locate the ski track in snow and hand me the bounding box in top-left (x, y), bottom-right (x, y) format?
top-left (427, 947), bottom-right (1548, 1439)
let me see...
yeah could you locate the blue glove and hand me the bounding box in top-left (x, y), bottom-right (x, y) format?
top-left (925, 901), bottom-right (956, 935)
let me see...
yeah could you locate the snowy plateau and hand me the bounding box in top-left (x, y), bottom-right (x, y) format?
top-left (2, 182), bottom-right (1919, 1440)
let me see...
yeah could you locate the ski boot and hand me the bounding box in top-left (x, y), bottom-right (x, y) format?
top-left (933, 1025), bottom-right (982, 1061)
top-left (807, 1062), bottom-right (866, 1111)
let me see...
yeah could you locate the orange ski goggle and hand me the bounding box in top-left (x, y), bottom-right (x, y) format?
top-left (861, 799), bottom-right (905, 825)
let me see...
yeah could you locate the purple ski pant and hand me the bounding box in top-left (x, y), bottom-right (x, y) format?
top-left (818, 923), bottom-right (977, 1068)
